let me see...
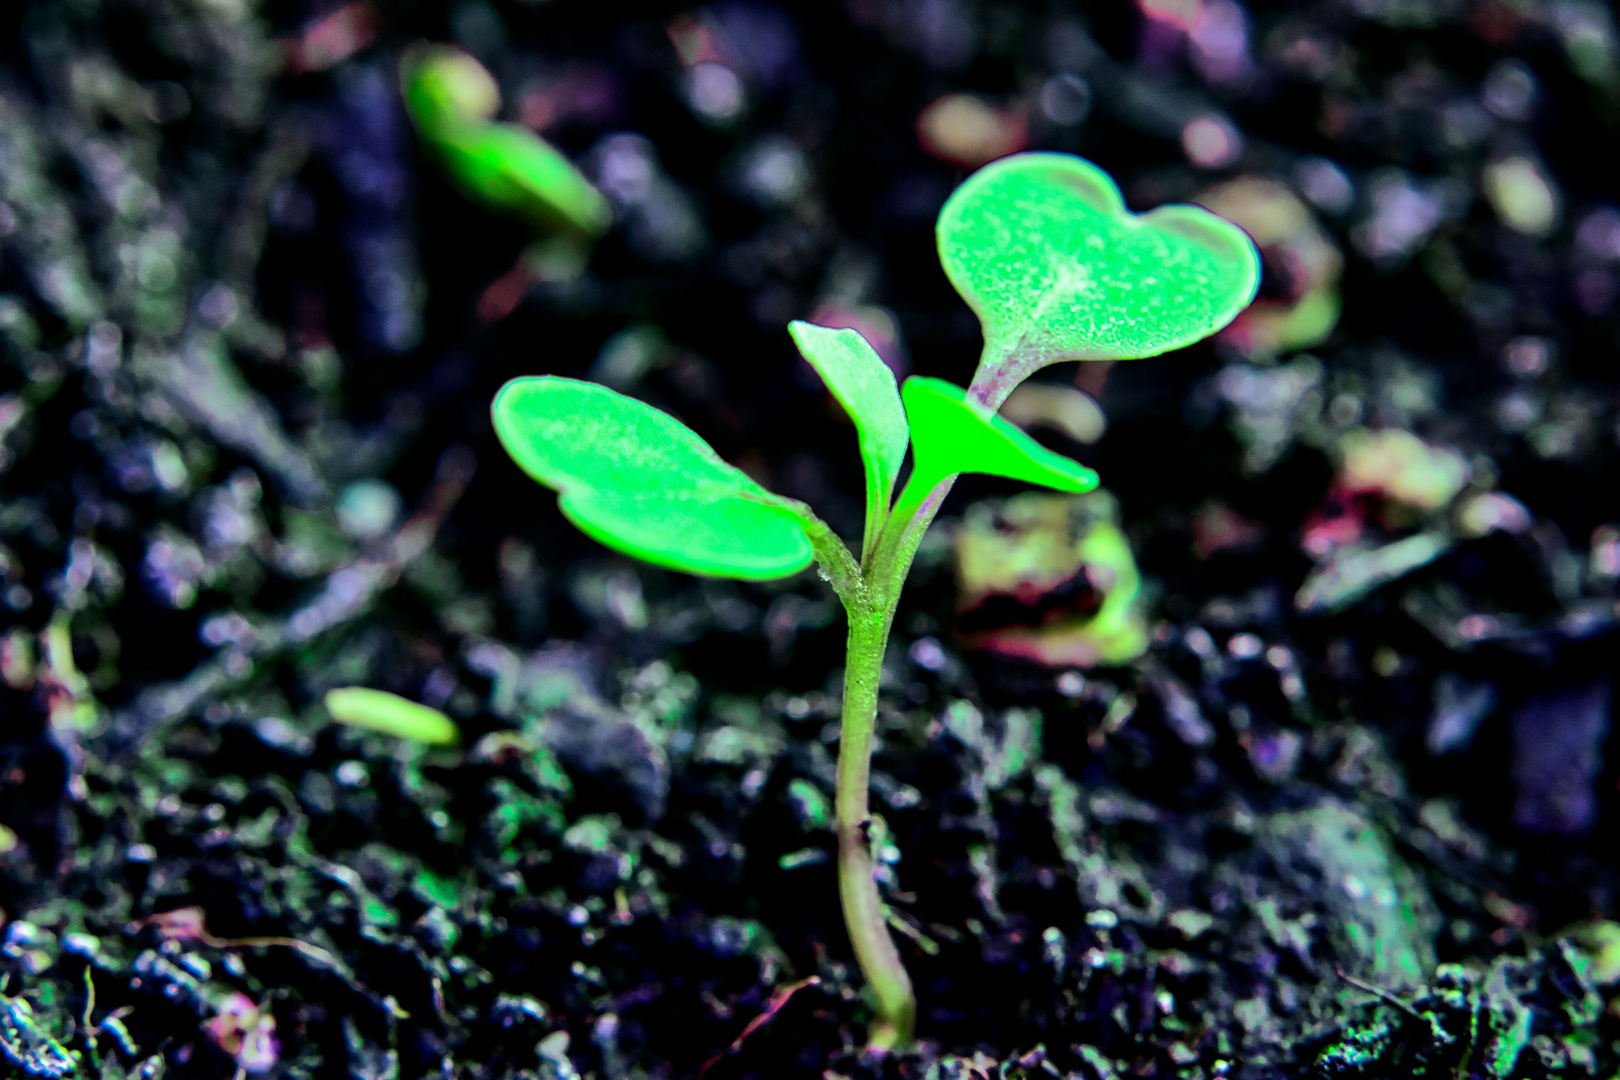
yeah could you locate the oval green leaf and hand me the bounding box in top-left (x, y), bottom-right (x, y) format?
top-left (788, 321), bottom-right (908, 543)
top-left (402, 44), bottom-right (610, 235)
top-left (401, 43), bottom-right (500, 127)
top-left (442, 124), bottom-right (611, 234)
top-left (326, 687), bottom-right (460, 746)
top-left (937, 153), bottom-right (1260, 409)
top-left (897, 376), bottom-right (1099, 517)
top-left (493, 377), bottom-right (812, 580)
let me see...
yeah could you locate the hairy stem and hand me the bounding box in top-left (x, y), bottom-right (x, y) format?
top-left (803, 480), bottom-right (964, 1052)
top-left (836, 605), bottom-right (915, 1052)
top-left (809, 339), bottom-right (1056, 1049)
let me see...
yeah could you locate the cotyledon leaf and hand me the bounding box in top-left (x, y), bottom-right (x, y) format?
top-left (937, 152), bottom-right (1260, 410)
top-left (440, 124), bottom-right (611, 234)
top-left (325, 687), bottom-right (460, 746)
top-left (401, 43), bottom-right (610, 234)
top-left (401, 42), bottom-right (500, 127)
top-left (895, 376), bottom-right (1099, 519)
top-left (788, 321), bottom-right (908, 548)
top-left (493, 376), bottom-right (813, 579)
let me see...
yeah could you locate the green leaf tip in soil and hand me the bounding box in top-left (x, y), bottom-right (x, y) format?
top-left (401, 43), bottom-right (610, 235)
top-left (492, 376), bottom-right (813, 580)
top-left (324, 687), bottom-right (461, 747)
top-left (898, 376), bottom-right (1099, 517)
top-left (788, 320), bottom-right (908, 548)
top-left (936, 152), bottom-right (1261, 409)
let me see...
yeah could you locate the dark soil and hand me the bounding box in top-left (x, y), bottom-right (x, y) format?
top-left (1, 1), bottom-right (1619, 1078)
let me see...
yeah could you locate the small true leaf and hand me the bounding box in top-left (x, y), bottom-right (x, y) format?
top-left (493, 376), bottom-right (812, 580)
top-left (788, 321), bottom-right (908, 538)
top-left (937, 152), bottom-right (1260, 408)
top-left (898, 376), bottom-right (1099, 514)
top-left (325, 687), bottom-right (460, 746)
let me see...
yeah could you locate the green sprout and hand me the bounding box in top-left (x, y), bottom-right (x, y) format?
top-left (401, 44), bottom-right (610, 238)
top-left (491, 153), bottom-right (1258, 1051)
top-left (324, 687), bottom-right (461, 747)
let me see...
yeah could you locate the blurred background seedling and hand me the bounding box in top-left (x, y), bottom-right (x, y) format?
top-left (324, 686), bottom-right (460, 746)
top-left (401, 44), bottom-right (610, 294)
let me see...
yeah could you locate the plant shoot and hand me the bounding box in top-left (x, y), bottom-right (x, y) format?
top-left (491, 153), bottom-right (1259, 1050)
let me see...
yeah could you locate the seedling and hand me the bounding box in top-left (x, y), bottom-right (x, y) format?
top-left (325, 686), bottom-right (460, 747)
top-left (492, 153), bottom-right (1258, 1050)
top-left (401, 44), bottom-right (610, 237)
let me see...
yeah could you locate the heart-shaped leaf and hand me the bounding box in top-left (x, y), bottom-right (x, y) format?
top-left (895, 376), bottom-right (1099, 518)
top-left (937, 153), bottom-right (1260, 409)
top-left (493, 377), bottom-right (812, 579)
top-left (788, 321), bottom-right (908, 547)
top-left (401, 43), bottom-right (501, 127)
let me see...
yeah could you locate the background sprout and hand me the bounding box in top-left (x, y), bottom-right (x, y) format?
top-left (953, 491), bottom-right (1149, 668)
top-left (401, 44), bottom-right (611, 238)
top-left (491, 152), bottom-right (1258, 1051)
top-left (324, 687), bottom-right (461, 747)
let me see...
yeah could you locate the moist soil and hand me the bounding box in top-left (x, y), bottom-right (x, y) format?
top-left (1, 1), bottom-right (1619, 1079)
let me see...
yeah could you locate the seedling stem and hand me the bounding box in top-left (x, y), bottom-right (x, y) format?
top-left (816, 353), bottom-right (1010, 1051)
